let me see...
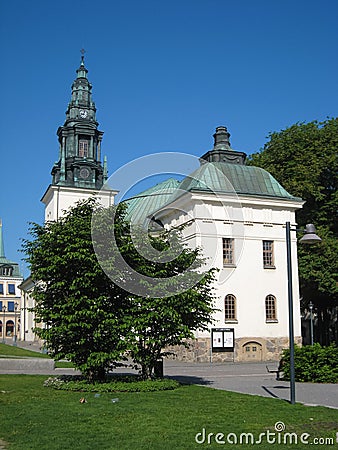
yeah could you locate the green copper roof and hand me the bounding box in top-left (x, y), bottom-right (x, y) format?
top-left (177, 162), bottom-right (301, 200)
top-left (124, 178), bottom-right (180, 225)
top-left (123, 126), bottom-right (302, 226)
top-left (124, 162), bottom-right (301, 226)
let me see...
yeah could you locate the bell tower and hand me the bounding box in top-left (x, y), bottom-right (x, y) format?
top-left (52, 53), bottom-right (106, 189)
top-left (41, 53), bottom-right (116, 222)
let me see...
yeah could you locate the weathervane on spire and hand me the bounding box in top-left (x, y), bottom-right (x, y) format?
top-left (80, 48), bottom-right (86, 64)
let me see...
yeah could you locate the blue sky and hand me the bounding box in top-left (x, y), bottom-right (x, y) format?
top-left (1, 0), bottom-right (337, 276)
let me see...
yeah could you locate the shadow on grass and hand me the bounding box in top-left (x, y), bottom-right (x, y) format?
top-left (168, 375), bottom-right (212, 386)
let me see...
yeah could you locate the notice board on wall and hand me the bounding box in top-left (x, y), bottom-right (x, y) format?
top-left (211, 328), bottom-right (235, 352)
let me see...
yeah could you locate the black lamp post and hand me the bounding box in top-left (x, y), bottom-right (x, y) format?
top-left (286, 222), bottom-right (321, 405)
top-left (2, 305), bottom-right (6, 344)
top-left (13, 302), bottom-right (19, 346)
top-left (309, 301), bottom-right (314, 346)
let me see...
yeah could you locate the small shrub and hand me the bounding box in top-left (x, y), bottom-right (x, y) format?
top-left (44, 374), bottom-right (180, 392)
top-left (280, 343), bottom-right (338, 383)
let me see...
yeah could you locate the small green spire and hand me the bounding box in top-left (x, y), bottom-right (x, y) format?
top-left (77, 48), bottom-right (88, 78)
top-left (0, 219), bottom-right (5, 258)
top-left (60, 145), bottom-right (66, 182)
top-left (80, 48), bottom-right (85, 63)
top-left (103, 155), bottom-right (108, 182)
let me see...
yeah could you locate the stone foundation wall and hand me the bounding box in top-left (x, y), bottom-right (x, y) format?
top-left (166, 336), bottom-right (302, 363)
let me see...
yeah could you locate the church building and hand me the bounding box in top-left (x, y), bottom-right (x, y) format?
top-left (20, 58), bottom-right (304, 362)
top-left (124, 126), bottom-right (304, 361)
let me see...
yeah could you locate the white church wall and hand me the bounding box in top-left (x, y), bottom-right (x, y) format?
top-left (159, 191), bottom-right (303, 361)
top-left (42, 185), bottom-right (117, 222)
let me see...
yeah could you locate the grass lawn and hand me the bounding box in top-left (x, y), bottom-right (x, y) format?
top-left (0, 343), bottom-right (74, 368)
top-left (0, 375), bottom-right (337, 449)
top-left (0, 343), bottom-right (48, 359)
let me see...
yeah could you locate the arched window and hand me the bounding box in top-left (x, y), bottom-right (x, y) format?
top-left (224, 294), bottom-right (237, 322)
top-left (265, 295), bottom-right (277, 322)
top-left (6, 320), bottom-right (14, 337)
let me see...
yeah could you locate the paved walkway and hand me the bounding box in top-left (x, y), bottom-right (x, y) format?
top-left (163, 361), bottom-right (338, 410)
top-left (2, 342), bottom-right (337, 409)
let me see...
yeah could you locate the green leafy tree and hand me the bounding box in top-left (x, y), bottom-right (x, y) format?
top-left (22, 199), bottom-right (130, 382)
top-left (248, 118), bottom-right (338, 343)
top-left (248, 118), bottom-right (338, 231)
top-left (23, 199), bottom-right (217, 380)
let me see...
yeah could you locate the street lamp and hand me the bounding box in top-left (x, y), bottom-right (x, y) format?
top-left (309, 301), bottom-right (314, 346)
top-left (13, 302), bottom-right (19, 346)
top-left (286, 222), bottom-right (321, 405)
top-left (2, 305), bottom-right (6, 344)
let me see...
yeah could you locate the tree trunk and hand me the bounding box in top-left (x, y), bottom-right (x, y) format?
top-left (87, 366), bottom-right (107, 383)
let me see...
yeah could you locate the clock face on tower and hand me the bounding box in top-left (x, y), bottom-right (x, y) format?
top-left (79, 109), bottom-right (88, 118)
top-left (80, 168), bottom-right (90, 179)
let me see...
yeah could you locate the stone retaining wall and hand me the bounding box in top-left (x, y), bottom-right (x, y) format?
top-left (166, 336), bottom-right (302, 363)
top-left (0, 358), bottom-right (55, 371)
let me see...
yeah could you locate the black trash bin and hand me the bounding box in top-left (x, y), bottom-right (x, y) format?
top-left (154, 359), bottom-right (163, 378)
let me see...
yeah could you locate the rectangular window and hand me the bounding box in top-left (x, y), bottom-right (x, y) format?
top-left (0, 284), bottom-right (3, 295)
top-left (263, 240), bottom-right (275, 268)
top-left (0, 267), bottom-right (12, 276)
top-left (223, 238), bottom-right (234, 266)
top-left (0, 301), bottom-right (2, 311)
top-left (8, 284), bottom-right (15, 295)
top-left (5, 267), bottom-right (12, 276)
top-left (8, 301), bottom-right (15, 312)
top-left (78, 139), bottom-right (89, 157)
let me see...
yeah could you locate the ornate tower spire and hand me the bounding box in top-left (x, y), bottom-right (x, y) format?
top-left (0, 220), bottom-right (22, 276)
top-left (0, 219), bottom-right (5, 260)
top-left (51, 54), bottom-right (106, 189)
top-left (42, 54), bottom-right (116, 224)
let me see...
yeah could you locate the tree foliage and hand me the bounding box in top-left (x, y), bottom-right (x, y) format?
top-left (22, 199), bottom-right (130, 381)
top-left (298, 228), bottom-right (338, 304)
top-left (249, 118), bottom-right (338, 232)
top-left (280, 344), bottom-right (338, 383)
top-left (22, 199), bottom-right (217, 380)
